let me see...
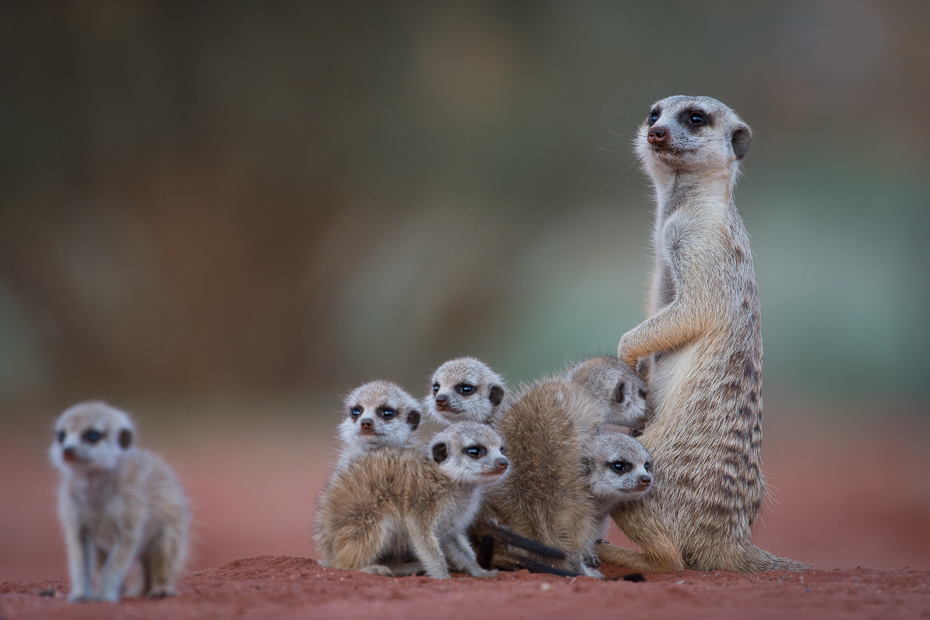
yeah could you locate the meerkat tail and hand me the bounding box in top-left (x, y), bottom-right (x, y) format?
top-left (736, 544), bottom-right (809, 572)
top-left (473, 522), bottom-right (567, 561)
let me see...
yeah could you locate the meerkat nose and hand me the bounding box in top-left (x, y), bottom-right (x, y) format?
top-left (359, 419), bottom-right (373, 430)
top-left (435, 394), bottom-right (448, 406)
top-left (647, 127), bottom-right (668, 145)
top-left (495, 457), bottom-right (509, 471)
top-left (639, 474), bottom-right (652, 486)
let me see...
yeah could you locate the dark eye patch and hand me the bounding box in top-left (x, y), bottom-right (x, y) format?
top-left (465, 445), bottom-right (487, 459)
top-left (378, 406), bottom-right (396, 420)
top-left (648, 108), bottom-right (660, 126)
top-left (350, 406), bottom-right (362, 419)
top-left (610, 460), bottom-right (632, 474)
top-left (432, 383), bottom-right (440, 395)
top-left (81, 429), bottom-right (103, 444)
top-left (56, 430), bottom-right (66, 443)
top-left (456, 383), bottom-right (475, 396)
top-left (679, 108), bottom-right (711, 132)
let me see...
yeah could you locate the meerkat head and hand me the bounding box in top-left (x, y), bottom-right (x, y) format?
top-left (429, 422), bottom-right (509, 486)
top-left (582, 432), bottom-right (653, 506)
top-left (427, 357), bottom-right (506, 425)
top-left (569, 356), bottom-right (648, 428)
top-left (50, 402), bottom-right (136, 474)
top-left (635, 95), bottom-right (752, 181)
top-left (339, 381), bottom-right (421, 454)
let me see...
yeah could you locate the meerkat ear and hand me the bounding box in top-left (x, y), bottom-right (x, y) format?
top-left (407, 409), bottom-right (421, 431)
top-left (613, 381), bottom-right (626, 404)
top-left (432, 442), bottom-right (449, 464)
top-left (732, 124), bottom-right (752, 160)
top-left (488, 385), bottom-right (504, 407)
top-left (118, 428), bottom-right (133, 449)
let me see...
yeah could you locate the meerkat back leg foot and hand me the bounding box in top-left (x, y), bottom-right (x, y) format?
top-left (142, 530), bottom-right (184, 598)
top-left (382, 560), bottom-right (423, 577)
top-left (359, 564), bottom-right (395, 577)
top-left (595, 540), bottom-right (685, 573)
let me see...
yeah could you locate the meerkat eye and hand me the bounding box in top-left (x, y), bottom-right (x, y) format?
top-left (688, 112), bottom-right (705, 126)
top-left (81, 430), bottom-right (103, 444)
top-left (432, 383), bottom-right (440, 395)
top-left (644, 461), bottom-right (652, 472)
top-left (350, 407), bottom-right (362, 419)
top-left (456, 384), bottom-right (475, 396)
top-left (648, 109), bottom-right (659, 125)
top-left (56, 430), bottom-right (66, 443)
top-left (500, 446), bottom-right (506, 455)
top-left (610, 460), bottom-right (631, 474)
top-left (380, 408), bottom-right (396, 420)
top-left (465, 445), bottom-right (487, 459)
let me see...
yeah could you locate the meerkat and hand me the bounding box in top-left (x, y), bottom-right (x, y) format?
top-left (49, 402), bottom-right (190, 602)
top-left (568, 356), bottom-right (649, 429)
top-left (476, 356), bottom-right (649, 577)
top-left (426, 357), bottom-right (506, 426)
top-left (482, 430), bottom-right (653, 578)
top-left (336, 380), bottom-right (422, 470)
top-left (597, 95), bottom-right (806, 573)
top-left (314, 422), bottom-right (509, 579)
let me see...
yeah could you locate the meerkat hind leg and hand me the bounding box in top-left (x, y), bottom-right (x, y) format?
top-left (442, 533), bottom-right (497, 578)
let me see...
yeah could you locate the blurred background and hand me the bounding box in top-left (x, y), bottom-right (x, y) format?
top-left (1, 1), bottom-right (928, 582)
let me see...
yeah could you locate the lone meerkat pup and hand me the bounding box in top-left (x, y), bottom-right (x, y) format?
top-left (599, 95), bottom-right (806, 573)
top-left (426, 357), bottom-right (506, 425)
top-left (477, 356), bottom-right (649, 577)
top-left (336, 381), bottom-right (422, 470)
top-left (315, 422), bottom-right (509, 579)
top-left (50, 402), bottom-right (190, 602)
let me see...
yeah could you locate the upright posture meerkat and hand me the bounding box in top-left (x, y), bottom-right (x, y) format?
top-left (427, 357), bottom-right (506, 425)
top-left (336, 381), bottom-right (422, 470)
top-left (599, 96), bottom-right (805, 572)
top-left (50, 402), bottom-right (190, 602)
top-left (315, 422), bottom-right (509, 579)
top-left (478, 357), bottom-right (649, 577)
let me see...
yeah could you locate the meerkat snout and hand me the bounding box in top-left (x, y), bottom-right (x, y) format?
top-left (647, 126), bottom-right (668, 145)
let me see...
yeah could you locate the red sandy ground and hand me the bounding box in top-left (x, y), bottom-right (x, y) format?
top-left (2, 410), bottom-right (929, 619)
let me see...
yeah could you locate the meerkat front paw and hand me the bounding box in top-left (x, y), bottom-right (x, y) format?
top-left (617, 334), bottom-right (638, 369)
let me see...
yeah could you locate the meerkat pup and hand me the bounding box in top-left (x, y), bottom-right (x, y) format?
top-left (426, 357), bottom-right (506, 425)
top-left (50, 402), bottom-right (190, 602)
top-left (336, 380), bottom-right (422, 470)
top-left (599, 96), bottom-right (805, 573)
top-left (477, 356), bottom-right (649, 577)
top-left (315, 422), bottom-right (509, 579)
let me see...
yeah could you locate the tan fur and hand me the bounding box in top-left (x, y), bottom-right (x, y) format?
top-left (336, 381), bottom-right (422, 470)
top-left (315, 422), bottom-right (509, 579)
top-left (50, 402), bottom-right (190, 602)
top-left (427, 357), bottom-right (506, 425)
top-left (479, 357), bottom-right (648, 577)
top-left (601, 96), bottom-right (806, 572)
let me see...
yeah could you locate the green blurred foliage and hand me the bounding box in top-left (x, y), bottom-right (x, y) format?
top-left (0, 1), bottom-right (928, 414)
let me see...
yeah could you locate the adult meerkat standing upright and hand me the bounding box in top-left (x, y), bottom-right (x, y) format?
top-left (50, 402), bottom-right (190, 602)
top-left (599, 96), bottom-right (805, 572)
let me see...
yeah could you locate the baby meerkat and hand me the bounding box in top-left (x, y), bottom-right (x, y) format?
top-left (50, 402), bottom-right (190, 602)
top-left (568, 356), bottom-right (649, 429)
top-left (600, 96), bottom-right (806, 572)
top-left (336, 381), bottom-right (422, 470)
top-left (315, 422), bottom-right (509, 579)
top-left (477, 357), bottom-right (648, 577)
top-left (427, 357), bottom-right (506, 425)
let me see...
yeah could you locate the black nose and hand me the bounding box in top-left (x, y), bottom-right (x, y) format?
top-left (360, 419), bottom-right (373, 430)
top-left (495, 457), bottom-right (509, 471)
top-left (647, 127), bottom-right (668, 145)
top-left (639, 474), bottom-right (652, 486)
top-left (435, 394), bottom-right (448, 406)
top-left (63, 447), bottom-right (75, 457)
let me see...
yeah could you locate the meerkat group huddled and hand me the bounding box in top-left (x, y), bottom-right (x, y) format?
top-left (48, 94), bottom-right (803, 603)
